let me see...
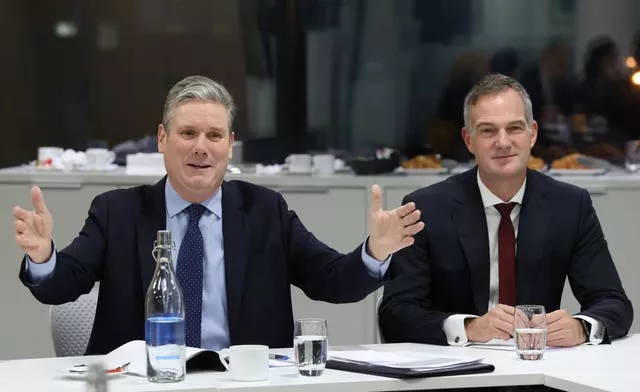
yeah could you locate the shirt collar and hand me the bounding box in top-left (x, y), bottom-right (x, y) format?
top-left (476, 171), bottom-right (526, 208)
top-left (165, 179), bottom-right (222, 219)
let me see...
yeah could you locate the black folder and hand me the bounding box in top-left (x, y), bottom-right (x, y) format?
top-left (326, 359), bottom-right (495, 379)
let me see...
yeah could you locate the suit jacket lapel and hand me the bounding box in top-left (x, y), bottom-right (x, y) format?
top-left (221, 181), bottom-right (249, 344)
top-left (138, 177), bottom-right (168, 295)
top-left (516, 171), bottom-right (550, 304)
top-left (452, 169), bottom-right (491, 314)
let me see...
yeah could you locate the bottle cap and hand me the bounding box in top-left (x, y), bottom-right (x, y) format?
top-left (156, 230), bottom-right (172, 246)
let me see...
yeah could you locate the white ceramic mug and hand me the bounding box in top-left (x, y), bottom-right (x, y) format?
top-left (286, 154), bottom-right (312, 173)
top-left (37, 146), bottom-right (64, 167)
top-left (312, 154), bottom-right (335, 176)
top-left (86, 148), bottom-right (115, 169)
top-left (219, 345), bottom-right (269, 381)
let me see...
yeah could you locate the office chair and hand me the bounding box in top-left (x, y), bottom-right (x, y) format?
top-left (50, 286), bottom-right (99, 357)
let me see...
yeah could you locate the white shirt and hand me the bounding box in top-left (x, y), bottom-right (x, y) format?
top-left (443, 172), bottom-right (604, 346)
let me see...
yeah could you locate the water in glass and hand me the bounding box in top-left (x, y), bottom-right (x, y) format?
top-left (513, 305), bottom-right (546, 361)
top-left (515, 328), bottom-right (546, 360)
top-left (294, 319), bottom-right (328, 376)
top-left (294, 335), bottom-right (328, 376)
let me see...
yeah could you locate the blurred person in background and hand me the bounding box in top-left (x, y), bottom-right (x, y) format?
top-left (521, 36), bottom-right (579, 143)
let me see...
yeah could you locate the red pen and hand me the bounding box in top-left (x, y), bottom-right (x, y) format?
top-left (107, 362), bottom-right (130, 374)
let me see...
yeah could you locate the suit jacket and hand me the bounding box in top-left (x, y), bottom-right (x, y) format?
top-left (379, 168), bottom-right (633, 345)
top-left (20, 178), bottom-right (382, 355)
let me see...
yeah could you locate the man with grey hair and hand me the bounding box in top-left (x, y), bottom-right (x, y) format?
top-left (380, 73), bottom-right (632, 349)
top-left (13, 75), bottom-right (424, 354)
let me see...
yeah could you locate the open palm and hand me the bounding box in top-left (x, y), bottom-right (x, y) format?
top-left (13, 186), bottom-right (54, 262)
top-left (367, 184), bottom-right (424, 260)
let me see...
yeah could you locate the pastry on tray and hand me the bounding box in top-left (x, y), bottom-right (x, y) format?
top-left (401, 155), bottom-right (442, 169)
top-left (527, 156), bottom-right (545, 170)
top-left (550, 153), bottom-right (588, 170)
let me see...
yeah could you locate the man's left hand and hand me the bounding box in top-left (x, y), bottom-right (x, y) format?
top-left (367, 184), bottom-right (425, 261)
top-left (546, 309), bottom-right (587, 347)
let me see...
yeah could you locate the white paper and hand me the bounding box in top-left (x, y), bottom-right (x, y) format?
top-left (328, 350), bottom-right (482, 370)
top-left (467, 338), bottom-right (571, 352)
top-left (68, 340), bottom-right (293, 377)
top-left (467, 338), bottom-right (515, 351)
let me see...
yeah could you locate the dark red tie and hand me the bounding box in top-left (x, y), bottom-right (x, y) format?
top-left (495, 203), bottom-right (517, 306)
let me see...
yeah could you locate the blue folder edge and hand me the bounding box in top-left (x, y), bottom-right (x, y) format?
top-left (326, 359), bottom-right (495, 379)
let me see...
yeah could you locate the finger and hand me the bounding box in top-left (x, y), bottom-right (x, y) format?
top-left (15, 234), bottom-right (40, 251)
top-left (512, 309), bottom-right (529, 328)
top-left (497, 304), bottom-right (516, 315)
top-left (400, 209), bottom-right (421, 226)
top-left (546, 319), bottom-right (566, 334)
top-left (494, 318), bottom-right (515, 337)
top-left (498, 308), bottom-right (517, 324)
top-left (31, 186), bottom-right (49, 215)
top-left (530, 313), bottom-right (547, 329)
top-left (492, 327), bottom-right (512, 341)
top-left (13, 206), bottom-right (32, 221)
top-left (392, 201), bottom-right (417, 218)
top-left (14, 220), bottom-right (28, 234)
top-left (369, 184), bottom-right (383, 214)
top-left (546, 328), bottom-right (565, 341)
top-left (398, 236), bottom-right (415, 249)
top-left (547, 332), bottom-right (570, 347)
top-left (403, 222), bottom-right (425, 236)
top-left (546, 310), bottom-right (564, 324)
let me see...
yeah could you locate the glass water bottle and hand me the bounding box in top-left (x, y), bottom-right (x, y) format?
top-left (145, 230), bottom-right (186, 382)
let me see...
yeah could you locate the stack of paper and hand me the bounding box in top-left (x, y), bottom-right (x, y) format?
top-left (468, 338), bottom-right (515, 351)
top-left (328, 350), bottom-right (482, 371)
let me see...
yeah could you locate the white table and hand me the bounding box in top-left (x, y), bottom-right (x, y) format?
top-left (1, 335), bottom-right (637, 392)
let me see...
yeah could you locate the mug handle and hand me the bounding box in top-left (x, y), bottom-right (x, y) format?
top-left (218, 348), bottom-right (230, 371)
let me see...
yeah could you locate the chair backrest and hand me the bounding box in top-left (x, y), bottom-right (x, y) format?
top-left (376, 294), bottom-right (385, 343)
top-left (50, 286), bottom-right (99, 357)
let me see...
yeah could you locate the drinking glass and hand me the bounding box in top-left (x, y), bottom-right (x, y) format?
top-left (514, 305), bottom-right (546, 360)
top-left (293, 318), bottom-right (328, 376)
top-left (625, 140), bottom-right (640, 173)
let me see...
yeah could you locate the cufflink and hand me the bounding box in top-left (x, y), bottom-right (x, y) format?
top-left (454, 336), bottom-right (460, 343)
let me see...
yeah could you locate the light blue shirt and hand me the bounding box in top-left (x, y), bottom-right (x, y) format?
top-left (164, 180), bottom-right (229, 350)
top-left (26, 182), bottom-right (391, 350)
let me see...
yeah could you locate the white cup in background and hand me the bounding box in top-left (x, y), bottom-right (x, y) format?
top-left (219, 345), bottom-right (269, 381)
top-left (286, 154), bottom-right (312, 173)
top-left (85, 148), bottom-right (115, 169)
top-left (312, 154), bottom-right (335, 176)
top-left (37, 147), bottom-right (64, 167)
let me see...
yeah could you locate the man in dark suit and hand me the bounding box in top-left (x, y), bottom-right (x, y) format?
top-left (14, 75), bottom-right (424, 355)
top-left (379, 74), bottom-right (632, 348)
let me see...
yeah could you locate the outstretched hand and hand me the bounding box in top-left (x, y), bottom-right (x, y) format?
top-left (367, 184), bottom-right (424, 261)
top-left (13, 186), bottom-right (54, 263)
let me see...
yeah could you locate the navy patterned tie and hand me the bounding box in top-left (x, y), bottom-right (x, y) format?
top-left (176, 204), bottom-right (206, 347)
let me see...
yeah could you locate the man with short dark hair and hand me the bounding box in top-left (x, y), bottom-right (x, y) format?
top-left (380, 74), bottom-right (632, 348)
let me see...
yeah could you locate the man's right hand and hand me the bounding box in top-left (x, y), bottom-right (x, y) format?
top-left (13, 186), bottom-right (53, 263)
top-left (465, 304), bottom-right (516, 342)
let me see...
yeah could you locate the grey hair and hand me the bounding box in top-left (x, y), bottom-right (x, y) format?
top-left (463, 73), bottom-right (534, 133)
top-left (162, 75), bottom-right (236, 130)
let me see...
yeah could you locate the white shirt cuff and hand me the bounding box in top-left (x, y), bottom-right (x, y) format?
top-left (24, 247), bottom-right (57, 283)
top-left (443, 314), bottom-right (477, 346)
top-left (361, 238), bottom-right (391, 278)
top-left (574, 315), bottom-right (605, 345)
